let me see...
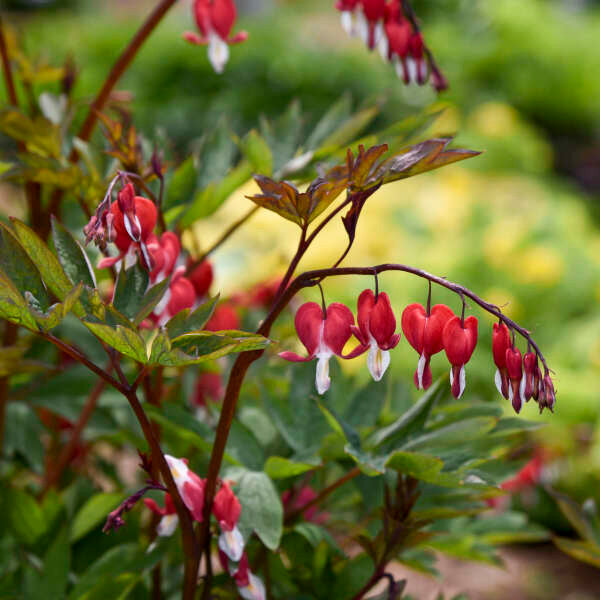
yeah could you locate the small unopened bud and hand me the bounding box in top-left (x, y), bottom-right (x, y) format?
top-left (522, 352), bottom-right (537, 401)
top-left (151, 148), bottom-right (165, 179)
top-left (540, 373), bottom-right (556, 413)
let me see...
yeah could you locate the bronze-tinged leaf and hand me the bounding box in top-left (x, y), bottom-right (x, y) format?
top-left (369, 138), bottom-right (481, 185)
top-left (303, 176), bottom-right (347, 224)
top-left (349, 143), bottom-right (389, 190)
top-left (247, 175), bottom-right (304, 226)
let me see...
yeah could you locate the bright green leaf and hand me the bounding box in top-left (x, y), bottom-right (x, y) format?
top-left (51, 216), bottom-right (96, 289)
top-left (70, 492), bottom-right (124, 542)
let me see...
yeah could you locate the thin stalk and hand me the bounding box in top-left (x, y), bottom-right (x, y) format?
top-left (0, 18), bottom-right (18, 105)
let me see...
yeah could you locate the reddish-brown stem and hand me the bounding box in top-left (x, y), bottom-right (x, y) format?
top-left (0, 18), bottom-right (18, 105)
top-left (40, 332), bottom-right (128, 393)
top-left (48, 0), bottom-right (178, 218)
top-left (0, 322), bottom-right (17, 456)
top-left (42, 375), bottom-right (108, 493)
top-left (284, 466), bottom-right (361, 524)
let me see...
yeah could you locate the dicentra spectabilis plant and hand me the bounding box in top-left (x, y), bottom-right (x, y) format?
top-left (0, 1), bottom-right (557, 599)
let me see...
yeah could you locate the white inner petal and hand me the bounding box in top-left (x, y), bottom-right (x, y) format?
top-left (494, 368), bottom-right (503, 397)
top-left (340, 11), bottom-right (353, 35)
top-left (208, 32), bottom-right (229, 74)
top-left (123, 214), bottom-right (142, 242)
top-left (367, 343), bottom-right (390, 382)
top-left (218, 526), bottom-right (244, 562)
top-left (417, 352), bottom-right (427, 389)
top-left (458, 365), bottom-right (466, 399)
top-left (239, 573), bottom-right (266, 600)
top-left (406, 58), bottom-right (418, 83)
top-left (519, 373), bottom-right (527, 402)
top-left (378, 33), bottom-right (389, 61)
top-left (157, 514), bottom-right (179, 537)
top-left (315, 354), bottom-right (331, 395)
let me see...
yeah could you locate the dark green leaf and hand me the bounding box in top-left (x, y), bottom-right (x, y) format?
top-left (51, 216), bottom-right (96, 289)
top-left (30, 283), bottom-right (83, 331)
top-left (234, 470), bottom-right (283, 550)
top-left (6, 488), bottom-right (47, 546)
top-left (113, 263), bottom-right (149, 321)
top-left (4, 403), bottom-right (44, 472)
top-left (0, 222), bottom-right (50, 311)
top-left (132, 278), bottom-right (170, 325)
top-left (548, 488), bottom-right (600, 544)
top-left (165, 295), bottom-right (218, 338)
top-left (344, 379), bottom-right (386, 429)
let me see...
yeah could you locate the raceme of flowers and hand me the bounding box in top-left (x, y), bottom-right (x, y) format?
top-left (335, 0), bottom-right (448, 91)
top-left (86, 181), bottom-right (243, 328)
top-left (183, 0), bottom-right (248, 74)
top-left (144, 456), bottom-right (265, 598)
top-left (280, 289), bottom-right (556, 413)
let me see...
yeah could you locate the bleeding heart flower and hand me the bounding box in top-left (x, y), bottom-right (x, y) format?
top-left (401, 303), bottom-right (454, 390)
top-left (144, 494), bottom-right (179, 537)
top-left (442, 315), bottom-right (478, 398)
top-left (183, 0), bottom-right (248, 74)
top-left (522, 351), bottom-right (537, 402)
top-left (407, 31), bottom-right (427, 84)
top-left (164, 455), bottom-right (206, 522)
top-left (335, 0), bottom-right (361, 35)
top-left (279, 301), bottom-right (354, 395)
top-left (219, 552), bottom-right (266, 600)
top-left (347, 289), bottom-right (400, 381)
top-left (492, 322), bottom-right (511, 399)
top-left (148, 232), bottom-right (181, 284)
top-left (189, 260), bottom-right (214, 298)
top-left (205, 303), bottom-right (240, 331)
top-left (213, 481), bottom-right (244, 561)
top-left (360, 0), bottom-right (386, 49)
top-left (505, 345), bottom-right (524, 413)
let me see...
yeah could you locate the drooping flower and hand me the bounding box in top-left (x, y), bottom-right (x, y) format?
top-left (144, 493), bottom-right (179, 537)
top-left (279, 302), bottom-right (354, 395)
top-left (205, 303), bottom-right (240, 331)
top-left (381, 1), bottom-right (413, 81)
top-left (213, 481), bottom-right (244, 561)
top-left (148, 232), bottom-right (181, 284)
top-left (98, 184), bottom-right (157, 270)
top-left (164, 455), bottom-right (206, 522)
top-left (153, 275), bottom-right (196, 326)
top-left (522, 351), bottom-right (537, 402)
top-left (189, 260), bottom-right (214, 298)
top-left (505, 344), bottom-right (524, 413)
top-left (348, 289), bottom-right (401, 381)
top-left (442, 315), bottom-right (478, 398)
top-left (335, 0), bottom-right (361, 36)
top-left (360, 0), bottom-right (386, 49)
top-left (492, 322), bottom-right (511, 399)
top-left (538, 372), bottom-right (556, 413)
top-left (402, 303), bottom-right (454, 390)
top-left (183, 0), bottom-right (248, 74)
top-left (219, 552), bottom-right (266, 600)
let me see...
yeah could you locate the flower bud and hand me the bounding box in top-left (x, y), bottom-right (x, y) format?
top-left (505, 345), bottom-right (524, 413)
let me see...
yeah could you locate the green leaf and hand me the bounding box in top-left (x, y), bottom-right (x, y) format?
top-left (3, 397), bottom-right (45, 473)
top-left (370, 380), bottom-right (442, 449)
top-left (235, 470), bottom-right (283, 550)
top-left (317, 104), bottom-right (379, 155)
top-left (331, 554), bottom-right (374, 598)
top-left (317, 399), bottom-right (361, 450)
top-left (79, 573), bottom-right (140, 600)
top-left (344, 445), bottom-right (387, 476)
top-left (0, 266), bottom-right (38, 330)
top-left (165, 156), bottom-right (196, 211)
top-left (0, 108), bottom-right (60, 158)
top-left (293, 522), bottom-right (341, 553)
top-left (548, 488), bottom-right (600, 544)
top-left (70, 492), bottom-right (124, 542)
top-left (113, 263), bottom-right (150, 321)
top-left (165, 295), bottom-right (218, 338)
top-left (132, 278), bottom-right (170, 325)
top-left (264, 456), bottom-right (319, 479)
top-left (6, 488), bottom-right (47, 546)
top-left (226, 421), bottom-right (265, 471)
top-left (150, 330), bottom-right (269, 366)
top-left (82, 321), bottom-right (147, 362)
top-left (0, 222), bottom-right (50, 311)
top-left (31, 283), bottom-right (83, 331)
top-left (306, 93), bottom-right (352, 150)
top-left (385, 450), bottom-right (460, 486)
top-left (37, 527), bottom-right (70, 599)
top-left (402, 417), bottom-right (498, 451)
top-left (488, 417), bottom-right (544, 436)
top-left (10, 218), bottom-right (83, 316)
top-left (240, 129), bottom-right (273, 175)
top-left (344, 379), bottom-right (386, 429)
top-left (51, 216), bottom-right (96, 289)
top-left (260, 100), bottom-right (303, 174)
top-left (553, 536), bottom-right (600, 568)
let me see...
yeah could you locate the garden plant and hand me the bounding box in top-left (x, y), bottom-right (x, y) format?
top-left (0, 1), bottom-right (561, 599)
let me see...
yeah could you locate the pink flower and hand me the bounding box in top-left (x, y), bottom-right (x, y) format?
top-left (401, 303), bottom-right (454, 390)
top-left (522, 351), bottom-right (538, 403)
top-left (205, 303), bottom-right (240, 331)
top-left (219, 552), bottom-right (266, 600)
top-left (164, 455), bottom-right (206, 522)
top-left (281, 485), bottom-right (328, 524)
top-left (193, 372), bottom-right (224, 408)
top-left (279, 302), bottom-right (354, 395)
top-left (442, 315), bottom-right (478, 399)
top-left (213, 481), bottom-right (244, 561)
top-left (189, 260), bottom-right (214, 298)
top-left (492, 322), bottom-right (511, 399)
top-left (335, 0), bottom-right (361, 36)
top-left (347, 289), bottom-right (401, 381)
top-left (505, 344), bottom-right (524, 413)
top-left (360, 0), bottom-right (386, 49)
top-left (147, 232), bottom-right (181, 284)
top-left (144, 493), bottom-right (179, 537)
top-left (183, 0), bottom-right (248, 74)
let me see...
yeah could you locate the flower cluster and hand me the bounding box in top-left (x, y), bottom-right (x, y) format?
top-left (219, 551), bottom-right (266, 600)
top-left (280, 289), bottom-right (555, 412)
top-left (492, 322), bottom-right (555, 414)
top-left (335, 0), bottom-right (447, 91)
top-left (88, 181), bottom-right (220, 326)
top-left (183, 0), bottom-right (248, 74)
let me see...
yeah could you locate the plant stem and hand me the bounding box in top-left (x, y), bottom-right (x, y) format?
top-left (284, 466), bottom-right (361, 524)
top-left (42, 375), bottom-right (108, 493)
top-left (0, 17), bottom-right (18, 106)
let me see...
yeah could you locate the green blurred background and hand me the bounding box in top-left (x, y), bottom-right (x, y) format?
top-left (3, 0), bottom-right (600, 505)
